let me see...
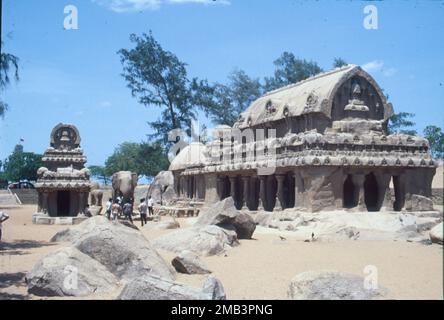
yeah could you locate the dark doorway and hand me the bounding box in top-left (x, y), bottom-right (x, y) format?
top-left (393, 176), bottom-right (404, 211)
top-left (57, 191), bottom-right (70, 216)
top-left (343, 175), bottom-right (357, 208)
top-left (364, 173), bottom-right (379, 211)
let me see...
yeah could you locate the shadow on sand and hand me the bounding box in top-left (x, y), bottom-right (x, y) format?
top-left (0, 272), bottom-right (29, 300)
top-left (0, 240), bottom-right (57, 255)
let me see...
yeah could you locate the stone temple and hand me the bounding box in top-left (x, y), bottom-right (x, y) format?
top-left (33, 123), bottom-right (91, 224)
top-left (169, 65), bottom-right (437, 213)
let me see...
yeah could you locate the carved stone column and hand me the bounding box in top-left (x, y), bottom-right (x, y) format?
top-left (293, 171), bottom-right (304, 208)
top-left (378, 172), bottom-right (393, 211)
top-left (275, 174), bottom-right (285, 211)
top-left (258, 175), bottom-right (266, 211)
top-left (41, 191), bottom-right (49, 215)
top-left (78, 191), bottom-right (85, 216)
top-left (217, 176), bottom-right (224, 200)
top-left (241, 176), bottom-right (249, 210)
top-left (352, 174), bottom-right (366, 210)
top-left (229, 176), bottom-right (237, 202)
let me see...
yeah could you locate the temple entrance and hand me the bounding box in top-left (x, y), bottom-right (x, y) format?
top-left (364, 173), bottom-right (379, 211)
top-left (343, 175), bottom-right (357, 208)
top-left (57, 191), bottom-right (70, 216)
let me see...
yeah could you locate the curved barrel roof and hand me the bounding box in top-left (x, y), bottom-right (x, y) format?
top-left (234, 64), bottom-right (393, 129)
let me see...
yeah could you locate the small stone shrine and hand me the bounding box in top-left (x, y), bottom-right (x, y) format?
top-left (33, 123), bottom-right (91, 224)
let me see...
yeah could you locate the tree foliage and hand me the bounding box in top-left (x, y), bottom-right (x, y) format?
top-left (104, 141), bottom-right (169, 179)
top-left (264, 52), bottom-right (323, 92)
top-left (333, 57), bottom-right (348, 68)
top-left (88, 165), bottom-right (111, 185)
top-left (423, 125), bottom-right (444, 159)
top-left (1, 145), bottom-right (42, 182)
top-left (118, 32), bottom-right (199, 143)
top-left (387, 112), bottom-right (417, 135)
top-left (194, 69), bottom-right (263, 126)
top-left (0, 42), bottom-right (20, 118)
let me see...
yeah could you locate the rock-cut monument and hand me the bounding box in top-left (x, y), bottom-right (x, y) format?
top-left (33, 123), bottom-right (91, 224)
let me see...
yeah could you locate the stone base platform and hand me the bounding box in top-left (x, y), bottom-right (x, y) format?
top-left (32, 213), bottom-right (89, 225)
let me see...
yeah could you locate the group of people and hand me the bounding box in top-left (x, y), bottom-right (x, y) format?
top-left (105, 196), bottom-right (154, 227)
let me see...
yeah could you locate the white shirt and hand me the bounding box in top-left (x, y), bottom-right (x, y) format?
top-left (147, 198), bottom-right (154, 207)
top-left (0, 212), bottom-right (10, 230)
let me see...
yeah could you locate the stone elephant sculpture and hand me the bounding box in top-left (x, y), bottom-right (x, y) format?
top-left (89, 181), bottom-right (103, 207)
top-left (112, 171), bottom-right (138, 204)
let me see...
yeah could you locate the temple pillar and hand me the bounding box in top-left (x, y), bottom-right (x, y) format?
top-left (377, 172), bottom-right (393, 211)
top-left (275, 174), bottom-right (285, 211)
top-left (41, 191), bottom-right (49, 214)
top-left (241, 176), bottom-right (249, 210)
top-left (352, 174), bottom-right (366, 210)
top-left (78, 191), bottom-right (86, 216)
top-left (229, 176), bottom-right (237, 203)
top-left (258, 175), bottom-right (266, 211)
top-left (250, 176), bottom-right (258, 210)
top-left (293, 171), bottom-right (304, 208)
top-left (204, 174), bottom-right (218, 204)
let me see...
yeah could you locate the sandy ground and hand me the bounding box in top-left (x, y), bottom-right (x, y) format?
top-left (0, 205), bottom-right (442, 300)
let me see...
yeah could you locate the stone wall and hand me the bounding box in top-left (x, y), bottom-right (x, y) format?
top-left (10, 189), bottom-right (38, 205)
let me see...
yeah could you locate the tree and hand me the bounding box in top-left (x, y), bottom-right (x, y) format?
top-left (104, 141), bottom-right (169, 179)
top-left (423, 125), bottom-right (444, 159)
top-left (105, 142), bottom-right (141, 176)
top-left (194, 69), bottom-right (263, 126)
top-left (264, 52), bottom-right (323, 92)
top-left (2, 145), bottom-right (42, 182)
top-left (0, 42), bottom-right (20, 118)
top-left (88, 165), bottom-right (111, 185)
top-left (387, 112), bottom-right (417, 135)
top-left (137, 141), bottom-right (170, 177)
top-left (118, 32), bottom-right (198, 144)
top-left (333, 57), bottom-right (348, 68)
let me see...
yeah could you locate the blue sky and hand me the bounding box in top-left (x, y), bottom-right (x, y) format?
top-left (1, 0), bottom-right (444, 167)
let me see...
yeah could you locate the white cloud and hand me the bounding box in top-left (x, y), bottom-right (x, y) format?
top-left (361, 60), bottom-right (397, 77)
top-left (361, 60), bottom-right (384, 73)
top-left (383, 67), bottom-right (397, 77)
top-left (93, 0), bottom-right (229, 12)
top-left (100, 101), bottom-right (112, 107)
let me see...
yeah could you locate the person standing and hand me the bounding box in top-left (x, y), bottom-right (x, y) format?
top-left (111, 200), bottom-right (121, 221)
top-left (123, 201), bottom-right (133, 224)
top-left (138, 198), bottom-right (148, 227)
top-left (105, 198), bottom-right (112, 219)
top-left (0, 211), bottom-right (10, 242)
top-left (147, 196), bottom-right (154, 216)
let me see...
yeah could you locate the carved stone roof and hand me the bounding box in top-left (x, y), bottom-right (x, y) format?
top-left (234, 64), bottom-right (393, 129)
top-left (169, 142), bottom-right (207, 171)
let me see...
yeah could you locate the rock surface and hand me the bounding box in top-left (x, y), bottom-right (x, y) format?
top-left (118, 274), bottom-right (226, 300)
top-left (147, 171), bottom-right (175, 205)
top-left (26, 247), bottom-right (118, 297)
top-left (172, 250), bottom-right (211, 274)
top-left (196, 197), bottom-right (256, 239)
top-left (429, 222), bottom-right (443, 245)
top-left (254, 210), bottom-right (441, 242)
top-left (144, 218), bottom-right (180, 230)
top-left (50, 216), bottom-right (137, 243)
top-left (152, 225), bottom-right (239, 256)
top-left (73, 221), bottom-right (175, 281)
top-left (287, 270), bottom-right (388, 300)
top-left (408, 194), bottom-right (434, 211)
